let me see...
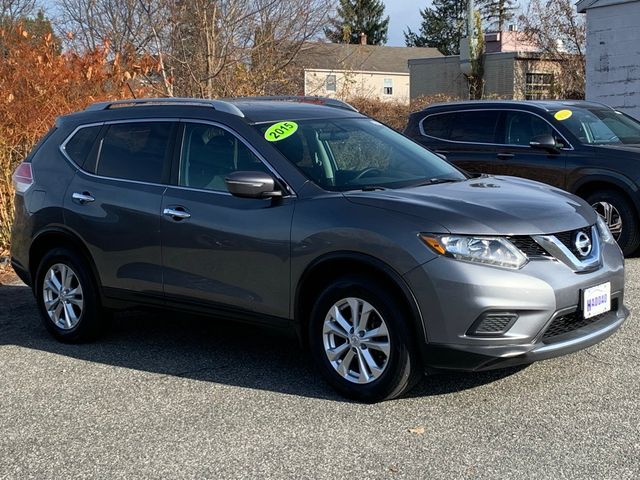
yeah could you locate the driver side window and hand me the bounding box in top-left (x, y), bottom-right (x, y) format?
top-left (504, 111), bottom-right (564, 147)
top-left (179, 123), bottom-right (269, 192)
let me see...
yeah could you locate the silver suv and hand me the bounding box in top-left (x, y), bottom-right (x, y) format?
top-left (10, 97), bottom-right (628, 402)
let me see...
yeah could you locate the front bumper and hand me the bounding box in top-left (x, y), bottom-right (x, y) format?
top-left (403, 239), bottom-right (628, 371)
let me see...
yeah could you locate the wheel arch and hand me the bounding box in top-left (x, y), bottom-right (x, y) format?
top-left (29, 227), bottom-right (102, 292)
top-left (571, 172), bottom-right (640, 215)
top-left (294, 252), bottom-right (427, 355)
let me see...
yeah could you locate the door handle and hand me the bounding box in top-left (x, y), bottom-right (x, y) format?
top-left (163, 207), bottom-right (191, 220)
top-left (497, 153), bottom-right (515, 160)
top-left (72, 192), bottom-right (95, 204)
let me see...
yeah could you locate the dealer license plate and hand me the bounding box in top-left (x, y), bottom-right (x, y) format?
top-left (582, 282), bottom-right (611, 319)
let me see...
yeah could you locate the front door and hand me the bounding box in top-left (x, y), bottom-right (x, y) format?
top-left (161, 121), bottom-right (294, 321)
top-left (491, 110), bottom-right (569, 189)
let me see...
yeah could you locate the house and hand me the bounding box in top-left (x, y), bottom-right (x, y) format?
top-left (409, 30), bottom-right (565, 101)
top-left (297, 40), bottom-right (441, 104)
top-left (577, 0), bottom-right (640, 119)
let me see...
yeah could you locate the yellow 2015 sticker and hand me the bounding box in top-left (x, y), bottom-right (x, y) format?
top-left (265, 121), bottom-right (298, 142)
top-left (554, 109), bottom-right (573, 121)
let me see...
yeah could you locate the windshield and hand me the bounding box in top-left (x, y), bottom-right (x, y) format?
top-left (257, 118), bottom-right (466, 191)
top-left (554, 108), bottom-right (640, 145)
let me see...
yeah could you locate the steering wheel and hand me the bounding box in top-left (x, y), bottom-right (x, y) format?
top-left (354, 167), bottom-right (383, 180)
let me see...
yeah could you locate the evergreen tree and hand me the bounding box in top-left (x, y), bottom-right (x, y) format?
top-left (478, 0), bottom-right (518, 32)
top-left (404, 0), bottom-right (467, 55)
top-left (1, 9), bottom-right (60, 53)
top-left (325, 0), bottom-right (389, 45)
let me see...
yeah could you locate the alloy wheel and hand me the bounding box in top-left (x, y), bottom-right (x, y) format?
top-left (322, 297), bottom-right (391, 384)
top-left (592, 201), bottom-right (623, 239)
top-left (42, 263), bottom-right (84, 330)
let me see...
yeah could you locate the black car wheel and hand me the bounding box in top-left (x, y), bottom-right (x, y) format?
top-left (586, 189), bottom-right (640, 255)
top-left (35, 247), bottom-right (106, 342)
top-left (308, 275), bottom-right (422, 402)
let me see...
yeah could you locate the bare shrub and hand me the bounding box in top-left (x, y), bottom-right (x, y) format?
top-left (349, 94), bottom-right (461, 131)
top-left (0, 23), bottom-right (156, 253)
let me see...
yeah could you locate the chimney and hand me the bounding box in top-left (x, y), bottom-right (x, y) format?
top-left (508, 24), bottom-right (517, 32)
top-left (359, 32), bottom-right (367, 45)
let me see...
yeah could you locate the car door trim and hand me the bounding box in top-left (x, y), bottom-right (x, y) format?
top-left (418, 108), bottom-right (574, 151)
top-left (59, 118), bottom-right (297, 197)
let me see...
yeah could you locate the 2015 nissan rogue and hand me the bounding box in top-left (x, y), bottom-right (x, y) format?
top-left (10, 97), bottom-right (628, 402)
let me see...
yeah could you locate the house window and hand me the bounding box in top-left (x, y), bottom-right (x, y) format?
top-left (383, 78), bottom-right (393, 95)
top-left (325, 75), bottom-right (336, 92)
top-left (525, 73), bottom-right (554, 100)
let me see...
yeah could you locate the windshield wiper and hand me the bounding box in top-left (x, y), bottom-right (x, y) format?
top-left (411, 178), bottom-right (461, 187)
top-left (360, 185), bottom-right (388, 191)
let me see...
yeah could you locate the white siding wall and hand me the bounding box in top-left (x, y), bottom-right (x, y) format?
top-left (304, 69), bottom-right (411, 104)
top-left (584, 1), bottom-right (640, 118)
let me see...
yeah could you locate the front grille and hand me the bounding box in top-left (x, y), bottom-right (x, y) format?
top-left (542, 298), bottom-right (618, 341)
top-left (511, 237), bottom-right (550, 257)
top-left (554, 226), bottom-right (593, 258)
top-left (512, 225), bottom-right (596, 261)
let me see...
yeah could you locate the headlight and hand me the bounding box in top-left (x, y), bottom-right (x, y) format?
top-left (596, 216), bottom-right (615, 244)
top-left (420, 234), bottom-right (528, 269)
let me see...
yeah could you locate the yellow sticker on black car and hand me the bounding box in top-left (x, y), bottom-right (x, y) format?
top-left (265, 121), bottom-right (298, 142)
top-left (554, 109), bottom-right (573, 121)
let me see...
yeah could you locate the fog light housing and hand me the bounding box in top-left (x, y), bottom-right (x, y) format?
top-left (467, 312), bottom-right (519, 337)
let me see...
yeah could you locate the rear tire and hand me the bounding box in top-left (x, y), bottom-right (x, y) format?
top-left (308, 275), bottom-right (422, 403)
top-left (35, 247), bottom-right (106, 342)
top-left (585, 189), bottom-right (640, 255)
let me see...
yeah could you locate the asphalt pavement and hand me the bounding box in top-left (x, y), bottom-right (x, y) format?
top-left (1, 261), bottom-right (639, 479)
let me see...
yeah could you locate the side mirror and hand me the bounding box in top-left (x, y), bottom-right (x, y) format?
top-left (530, 134), bottom-right (560, 153)
top-left (225, 171), bottom-right (282, 199)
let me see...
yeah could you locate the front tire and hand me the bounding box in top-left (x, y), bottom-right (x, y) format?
top-left (308, 275), bottom-right (422, 402)
top-left (35, 247), bottom-right (105, 342)
top-left (586, 189), bottom-right (640, 255)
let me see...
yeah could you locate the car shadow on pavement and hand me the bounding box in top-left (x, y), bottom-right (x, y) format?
top-left (0, 283), bottom-right (525, 402)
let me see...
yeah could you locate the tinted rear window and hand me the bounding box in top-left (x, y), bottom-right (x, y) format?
top-left (95, 122), bottom-right (175, 183)
top-left (64, 126), bottom-right (101, 166)
top-left (422, 110), bottom-right (500, 143)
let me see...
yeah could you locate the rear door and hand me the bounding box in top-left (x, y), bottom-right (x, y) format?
top-left (63, 120), bottom-right (177, 301)
top-left (491, 110), bottom-right (569, 188)
top-left (418, 110), bottom-right (503, 175)
top-left (160, 120), bottom-right (294, 322)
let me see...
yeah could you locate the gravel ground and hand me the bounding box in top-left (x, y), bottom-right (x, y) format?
top-left (0, 261), bottom-right (639, 479)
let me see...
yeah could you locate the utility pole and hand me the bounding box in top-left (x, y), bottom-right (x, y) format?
top-left (459, 0), bottom-right (484, 99)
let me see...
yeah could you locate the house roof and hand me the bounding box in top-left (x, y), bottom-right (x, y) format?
top-left (577, 0), bottom-right (639, 13)
top-left (296, 42), bottom-right (442, 74)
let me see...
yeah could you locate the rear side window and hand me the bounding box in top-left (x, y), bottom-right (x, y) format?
top-left (64, 126), bottom-right (101, 167)
top-left (422, 110), bottom-right (500, 143)
top-left (95, 122), bottom-right (175, 183)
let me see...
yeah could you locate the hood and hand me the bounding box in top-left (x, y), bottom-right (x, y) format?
top-left (344, 176), bottom-right (597, 235)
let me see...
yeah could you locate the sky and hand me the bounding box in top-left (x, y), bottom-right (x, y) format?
top-left (384, 0), bottom-right (423, 47)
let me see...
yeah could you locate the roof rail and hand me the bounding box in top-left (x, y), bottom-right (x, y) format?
top-left (85, 97), bottom-right (245, 117)
top-left (231, 96), bottom-right (359, 112)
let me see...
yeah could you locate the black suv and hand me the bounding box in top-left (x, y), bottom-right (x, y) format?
top-left (10, 97), bottom-right (627, 402)
top-left (405, 100), bottom-right (640, 255)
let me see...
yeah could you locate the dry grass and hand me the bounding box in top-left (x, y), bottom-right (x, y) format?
top-left (0, 148), bottom-right (18, 255)
top-left (348, 94), bottom-right (461, 131)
